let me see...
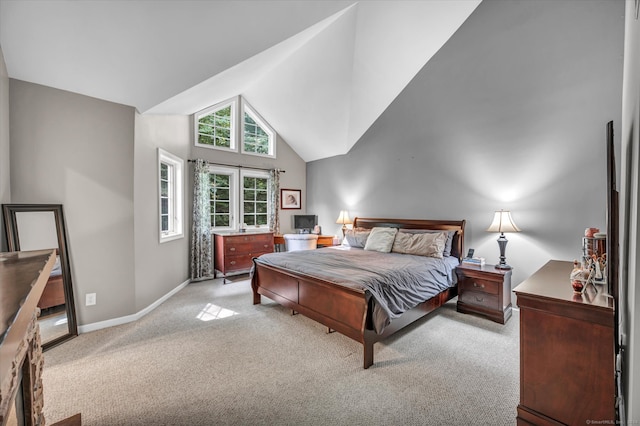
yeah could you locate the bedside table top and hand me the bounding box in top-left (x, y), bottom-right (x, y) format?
top-left (456, 262), bottom-right (512, 276)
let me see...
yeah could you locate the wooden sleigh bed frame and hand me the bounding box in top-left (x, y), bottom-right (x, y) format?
top-left (251, 217), bottom-right (466, 368)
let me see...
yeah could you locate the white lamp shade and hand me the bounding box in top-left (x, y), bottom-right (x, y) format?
top-left (487, 210), bottom-right (520, 233)
top-left (336, 210), bottom-right (353, 225)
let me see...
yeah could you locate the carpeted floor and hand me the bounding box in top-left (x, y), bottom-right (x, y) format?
top-left (42, 278), bottom-right (519, 425)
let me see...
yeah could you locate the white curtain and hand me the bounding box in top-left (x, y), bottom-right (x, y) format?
top-left (269, 169), bottom-right (281, 235)
top-left (190, 159), bottom-right (214, 281)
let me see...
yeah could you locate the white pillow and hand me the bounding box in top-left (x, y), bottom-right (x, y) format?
top-left (364, 227), bottom-right (398, 253)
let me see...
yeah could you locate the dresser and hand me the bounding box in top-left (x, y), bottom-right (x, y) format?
top-left (455, 263), bottom-right (512, 324)
top-left (513, 260), bottom-right (615, 425)
top-left (1, 250), bottom-right (55, 426)
top-left (213, 231), bottom-right (274, 277)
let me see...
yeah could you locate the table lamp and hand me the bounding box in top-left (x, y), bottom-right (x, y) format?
top-left (335, 210), bottom-right (353, 237)
top-left (486, 210), bottom-right (520, 270)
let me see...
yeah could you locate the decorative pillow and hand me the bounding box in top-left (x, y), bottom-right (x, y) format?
top-left (364, 227), bottom-right (398, 253)
top-left (391, 231), bottom-right (447, 258)
top-left (399, 229), bottom-right (456, 257)
top-left (344, 227), bottom-right (371, 248)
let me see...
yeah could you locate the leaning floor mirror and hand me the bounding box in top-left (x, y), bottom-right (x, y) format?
top-left (3, 204), bottom-right (78, 349)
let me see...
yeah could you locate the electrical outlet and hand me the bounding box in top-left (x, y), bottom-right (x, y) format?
top-left (86, 293), bottom-right (96, 306)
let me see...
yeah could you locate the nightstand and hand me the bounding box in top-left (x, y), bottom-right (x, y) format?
top-left (455, 263), bottom-right (512, 324)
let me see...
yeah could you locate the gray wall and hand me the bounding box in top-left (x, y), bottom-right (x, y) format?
top-left (9, 79), bottom-right (136, 325)
top-left (0, 46), bottom-right (9, 253)
top-left (621, 0), bottom-right (640, 420)
top-left (134, 114), bottom-right (190, 311)
top-left (307, 0), bottom-right (624, 288)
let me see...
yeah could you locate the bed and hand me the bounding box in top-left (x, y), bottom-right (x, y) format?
top-left (251, 217), bottom-right (465, 368)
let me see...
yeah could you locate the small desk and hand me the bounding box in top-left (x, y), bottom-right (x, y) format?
top-left (274, 234), bottom-right (338, 251)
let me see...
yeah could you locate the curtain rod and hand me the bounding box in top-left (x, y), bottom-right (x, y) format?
top-left (188, 159), bottom-right (285, 173)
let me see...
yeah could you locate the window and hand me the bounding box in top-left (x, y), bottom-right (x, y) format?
top-left (241, 170), bottom-right (270, 227)
top-left (208, 166), bottom-right (238, 230)
top-left (208, 166), bottom-right (271, 231)
top-left (158, 149), bottom-right (184, 242)
top-left (195, 99), bottom-right (237, 152)
top-left (241, 103), bottom-right (275, 157)
top-left (195, 96), bottom-right (276, 158)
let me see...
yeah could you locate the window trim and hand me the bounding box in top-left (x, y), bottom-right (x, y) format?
top-left (208, 165), bottom-right (239, 231)
top-left (194, 96), bottom-right (276, 159)
top-left (194, 97), bottom-right (238, 153)
top-left (158, 148), bottom-right (184, 243)
top-left (240, 169), bottom-right (271, 230)
top-left (240, 100), bottom-right (276, 158)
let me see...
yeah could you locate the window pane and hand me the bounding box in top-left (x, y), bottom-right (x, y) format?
top-left (256, 215), bottom-right (268, 225)
top-left (160, 163), bottom-right (168, 180)
top-left (216, 188), bottom-right (229, 201)
top-left (244, 189), bottom-right (255, 200)
top-left (214, 174), bottom-right (230, 187)
top-left (161, 215), bottom-right (169, 231)
top-left (199, 134), bottom-right (214, 145)
top-left (161, 181), bottom-right (168, 197)
top-left (215, 202), bottom-right (229, 213)
top-left (256, 191), bottom-right (267, 202)
top-left (243, 177), bottom-right (255, 189)
top-left (161, 198), bottom-right (169, 215)
top-left (256, 202), bottom-right (267, 214)
top-left (199, 105), bottom-right (233, 149)
top-left (255, 179), bottom-right (267, 190)
top-left (244, 215), bottom-right (255, 225)
top-left (213, 214), bottom-right (230, 227)
top-left (244, 202), bottom-right (254, 214)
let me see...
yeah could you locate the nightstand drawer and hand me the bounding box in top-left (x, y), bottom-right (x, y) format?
top-left (459, 277), bottom-right (501, 295)
top-left (459, 289), bottom-right (500, 310)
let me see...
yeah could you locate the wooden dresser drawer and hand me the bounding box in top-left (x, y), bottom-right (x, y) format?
top-left (458, 289), bottom-right (500, 310)
top-left (225, 254), bottom-right (253, 271)
top-left (459, 277), bottom-right (501, 295)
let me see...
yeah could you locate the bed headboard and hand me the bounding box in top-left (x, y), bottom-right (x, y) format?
top-left (352, 217), bottom-right (466, 260)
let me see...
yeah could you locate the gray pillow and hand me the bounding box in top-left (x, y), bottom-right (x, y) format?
top-left (344, 227), bottom-right (371, 248)
top-left (364, 227), bottom-right (398, 253)
top-left (391, 231), bottom-right (447, 258)
top-left (400, 229), bottom-right (456, 257)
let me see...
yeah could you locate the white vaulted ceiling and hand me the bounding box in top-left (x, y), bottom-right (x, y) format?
top-left (0, 1), bottom-right (481, 161)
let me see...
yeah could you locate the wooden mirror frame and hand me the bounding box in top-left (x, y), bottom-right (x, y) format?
top-left (2, 204), bottom-right (78, 349)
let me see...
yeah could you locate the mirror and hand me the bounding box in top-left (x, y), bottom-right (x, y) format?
top-left (2, 204), bottom-right (78, 349)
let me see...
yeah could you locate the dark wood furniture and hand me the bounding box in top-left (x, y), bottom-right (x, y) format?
top-left (513, 260), bottom-right (615, 425)
top-left (456, 263), bottom-right (512, 324)
top-left (252, 217), bottom-right (465, 368)
top-left (0, 250), bottom-right (55, 426)
top-left (214, 231), bottom-right (274, 277)
top-left (37, 249), bottom-right (65, 310)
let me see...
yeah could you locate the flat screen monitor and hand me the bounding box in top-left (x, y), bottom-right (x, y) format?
top-left (294, 215), bottom-right (317, 233)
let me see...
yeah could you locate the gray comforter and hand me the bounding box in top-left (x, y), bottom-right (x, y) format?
top-left (253, 247), bottom-right (458, 334)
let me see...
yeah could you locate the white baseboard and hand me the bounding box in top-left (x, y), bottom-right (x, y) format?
top-left (78, 278), bottom-right (191, 334)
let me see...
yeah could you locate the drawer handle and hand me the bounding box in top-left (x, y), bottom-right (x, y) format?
top-left (230, 261), bottom-right (236, 265)
top-left (475, 296), bottom-right (484, 302)
top-left (230, 247), bottom-right (236, 252)
top-left (473, 282), bottom-right (485, 289)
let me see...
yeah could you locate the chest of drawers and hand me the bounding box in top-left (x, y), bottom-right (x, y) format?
top-left (213, 232), bottom-right (274, 277)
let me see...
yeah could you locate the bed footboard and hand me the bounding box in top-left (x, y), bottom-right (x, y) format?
top-left (252, 259), bottom-right (457, 368)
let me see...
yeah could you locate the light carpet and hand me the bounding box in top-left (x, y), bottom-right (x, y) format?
top-left (42, 278), bottom-right (519, 425)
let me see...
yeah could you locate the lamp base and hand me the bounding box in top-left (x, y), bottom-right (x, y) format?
top-left (495, 263), bottom-right (513, 270)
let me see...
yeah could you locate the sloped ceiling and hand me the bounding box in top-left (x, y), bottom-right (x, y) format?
top-left (0, 0), bottom-right (481, 162)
